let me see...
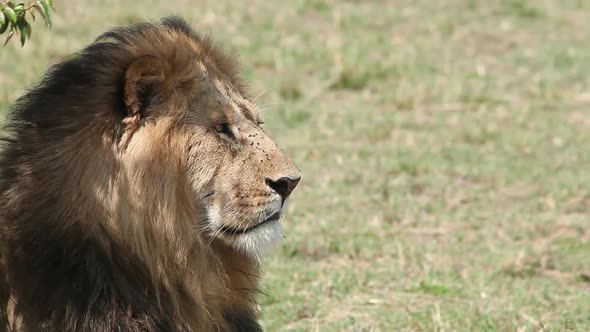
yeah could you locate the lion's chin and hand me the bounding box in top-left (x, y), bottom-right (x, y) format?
top-left (206, 201), bottom-right (285, 259)
top-left (226, 220), bottom-right (284, 261)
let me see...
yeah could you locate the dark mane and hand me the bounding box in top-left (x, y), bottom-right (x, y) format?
top-left (2, 16), bottom-right (243, 142)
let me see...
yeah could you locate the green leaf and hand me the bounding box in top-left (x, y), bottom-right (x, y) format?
top-left (3, 7), bottom-right (17, 24)
top-left (0, 10), bottom-right (5, 26)
top-left (17, 20), bottom-right (28, 46)
top-left (37, 0), bottom-right (55, 25)
top-left (13, 3), bottom-right (25, 16)
top-left (33, 3), bottom-right (50, 27)
top-left (3, 28), bottom-right (14, 46)
top-left (39, 0), bottom-right (53, 14)
top-left (37, 1), bottom-right (48, 15)
top-left (0, 21), bottom-right (8, 35)
top-left (22, 18), bottom-right (31, 39)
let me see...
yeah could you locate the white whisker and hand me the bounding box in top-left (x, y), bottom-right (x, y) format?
top-left (252, 89), bottom-right (271, 104)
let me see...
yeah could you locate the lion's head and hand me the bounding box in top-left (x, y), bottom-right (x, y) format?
top-left (112, 21), bottom-right (302, 258)
top-left (0, 17), bottom-right (300, 330)
top-left (93, 17), bottom-right (301, 260)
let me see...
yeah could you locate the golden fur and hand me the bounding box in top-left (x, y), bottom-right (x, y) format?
top-left (0, 17), bottom-right (300, 331)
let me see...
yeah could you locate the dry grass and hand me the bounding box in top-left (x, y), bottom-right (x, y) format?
top-left (1, 0), bottom-right (590, 330)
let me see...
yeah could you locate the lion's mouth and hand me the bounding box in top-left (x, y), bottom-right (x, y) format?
top-left (219, 211), bottom-right (282, 235)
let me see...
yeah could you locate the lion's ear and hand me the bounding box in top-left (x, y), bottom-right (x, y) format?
top-left (123, 55), bottom-right (164, 127)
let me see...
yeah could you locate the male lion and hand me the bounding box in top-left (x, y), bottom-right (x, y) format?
top-left (0, 17), bottom-right (300, 331)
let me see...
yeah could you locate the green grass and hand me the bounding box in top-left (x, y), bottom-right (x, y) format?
top-left (2, 0), bottom-right (590, 330)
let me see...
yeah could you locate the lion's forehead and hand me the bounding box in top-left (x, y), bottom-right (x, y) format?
top-left (192, 74), bottom-right (258, 123)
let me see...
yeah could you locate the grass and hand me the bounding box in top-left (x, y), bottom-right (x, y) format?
top-left (2, 0), bottom-right (590, 330)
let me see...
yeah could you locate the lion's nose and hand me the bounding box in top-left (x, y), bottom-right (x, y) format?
top-left (265, 176), bottom-right (301, 201)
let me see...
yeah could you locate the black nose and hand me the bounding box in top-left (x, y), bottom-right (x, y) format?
top-left (266, 176), bottom-right (301, 201)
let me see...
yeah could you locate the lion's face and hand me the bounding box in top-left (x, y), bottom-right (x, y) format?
top-left (182, 71), bottom-right (301, 256)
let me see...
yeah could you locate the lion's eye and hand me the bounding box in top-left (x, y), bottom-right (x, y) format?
top-left (257, 120), bottom-right (265, 126)
top-left (215, 123), bottom-right (235, 140)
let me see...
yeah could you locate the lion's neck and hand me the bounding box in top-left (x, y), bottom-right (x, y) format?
top-left (102, 176), bottom-right (261, 327)
top-left (212, 240), bottom-right (261, 310)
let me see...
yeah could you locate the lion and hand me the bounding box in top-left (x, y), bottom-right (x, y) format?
top-left (0, 17), bottom-right (301, 331)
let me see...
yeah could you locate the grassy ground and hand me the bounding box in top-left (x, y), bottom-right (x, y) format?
top-left (1, 0), bottom-right (590, 330)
